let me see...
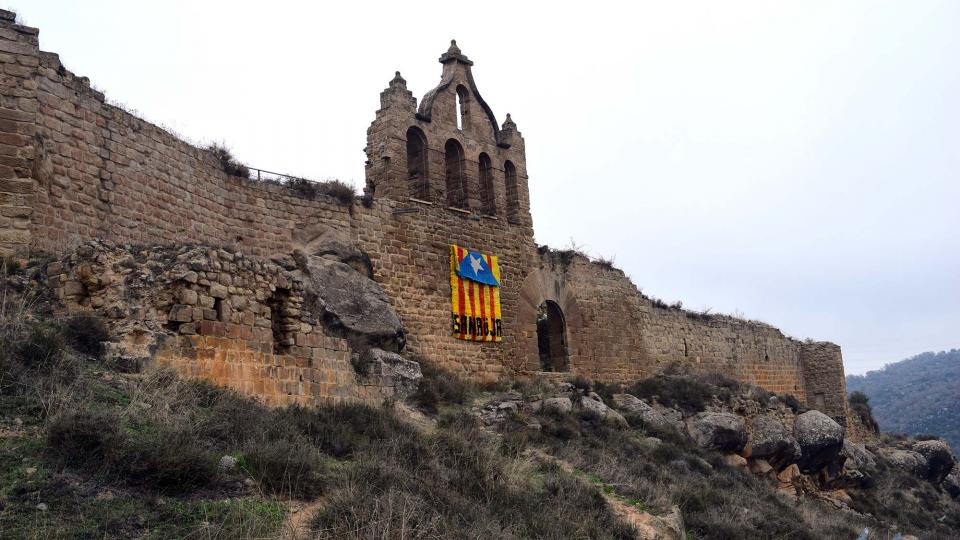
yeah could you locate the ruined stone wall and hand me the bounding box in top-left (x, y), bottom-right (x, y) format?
top-left (46, 242), bottom-right (414, 405)
top-left (530, 251), bottom-right (848, 415)
top-left (800, 342), bottom-right (851, 425)
top-left (0, 12), bottom-right (38, 256)
top-left (0, 11), bottom-right (852, 424)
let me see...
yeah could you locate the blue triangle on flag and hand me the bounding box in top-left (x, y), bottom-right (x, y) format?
top-left (457, 250), bottom-right (499, 286)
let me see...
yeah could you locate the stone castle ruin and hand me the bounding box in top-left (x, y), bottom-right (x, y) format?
top-left (0, 12), bottom-right (852, 427)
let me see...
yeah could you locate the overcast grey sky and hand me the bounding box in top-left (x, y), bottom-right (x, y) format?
top-left (14, 1), bottom-right (959, 374)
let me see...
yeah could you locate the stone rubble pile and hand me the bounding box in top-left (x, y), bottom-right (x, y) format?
top-left (473, 377), bottom-right (959, 505)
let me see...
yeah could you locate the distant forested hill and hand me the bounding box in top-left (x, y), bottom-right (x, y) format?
top-left (847, 349), bottom-right (960, 451)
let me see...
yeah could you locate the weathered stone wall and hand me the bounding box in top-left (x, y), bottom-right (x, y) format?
top-left (525, 251), bottom-right (847, 418)
top-left (0, 12), bottom-right (38, 256)
top-left (0, 10), bottom-right (852, 424)
top-left (800, 342), bottom-right (851, 425)
top-left (46, 242), bottom-right (414, 404)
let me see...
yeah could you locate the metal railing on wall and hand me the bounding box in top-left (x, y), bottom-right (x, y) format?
top-left (248, 166), bottom-right (317, 185)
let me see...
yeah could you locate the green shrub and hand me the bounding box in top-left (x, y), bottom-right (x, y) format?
top-left (409, 361), bottom-right (472, 413)
top-left (849, 390), bottom-right (880, 433)
top-left (626, 375), bottom-right (718, 413)
top-left (62, 314), bottom-right (110, 357)
top-left (15, 324), bottom-right (65, 371)
top-left (2, 255), bottom-right (22, 276)
top-left (47, 408), bottom-right (123, 466)
top-left (208, 143), bottom-right (249, 178)
top-left (119, 422), bottom-right (216, 491)
top-left (241, 437), bottom-right (327, 499)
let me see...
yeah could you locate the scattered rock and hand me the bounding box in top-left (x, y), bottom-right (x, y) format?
top-left (36, 502), bottom-right (48, 512)
top-left (944, 465), bottom-right (960, 498)
top-left (688, 412), bottom-right (747, 453)
top-left (578, 395), bottom-right (627, 427)
top-left (359, 348), bottom-right (422, 396)
top-left (724, 454), bottom-right (748, 468)
top-left (777, 463), bottom-right (802, 485)
top-left (747, 415), bottom-right (801, 469)
top-left (749, 458), bottom-right (773, 476)
top-left (543, 397), bottom-right (573, 414)
top-left (612, 393), bottom-right (679, 433)
top-left (218, 455), bottom-right (238, 473)
top-left (912, 439), bottom-right (957, 483)
top-left (794, 410), bottom-right (844, 474)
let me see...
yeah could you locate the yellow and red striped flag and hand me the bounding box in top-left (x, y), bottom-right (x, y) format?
top-left (449, 244), bottom-right (502, 342)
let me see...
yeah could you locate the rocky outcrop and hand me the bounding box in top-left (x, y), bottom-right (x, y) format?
top-left (878, 448), bottom-right (927, 476)
top-left (543, 397), bottom-right (573, 414)
top-left (747, 415), bottom-right (801, 469)
top-left (912, 439), bottom-right (957, 483)
top-left (688, 412), bottom-right (747, 453)
top-left (355, 348), bottom-right (422, 396)
top-left (612, 394), bottom-right (681, 433)
top-left (944, 465), bottom-right (960, 499)
top-left (794, 411), bottom-right (845, 473)
top-left (579, 394), bottom-right (628, 427)
top-left (294, 253), bottom-right (405, 352)
top-left (832, 440), bottom-right (878, 487)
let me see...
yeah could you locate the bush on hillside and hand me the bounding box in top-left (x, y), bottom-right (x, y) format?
top-left (849, 391), bottom-right (880, 433)
top-left (62, 314), bottom-right (110, 357)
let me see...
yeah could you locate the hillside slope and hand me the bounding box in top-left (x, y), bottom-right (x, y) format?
top-left (847, 350), bottom-right (960, 450)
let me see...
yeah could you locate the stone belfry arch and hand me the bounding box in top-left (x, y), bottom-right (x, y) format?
top-left (363, 41), bottom-right (531, 226)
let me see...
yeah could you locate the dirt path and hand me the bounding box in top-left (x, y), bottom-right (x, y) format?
top-left (280, 498), bottom-right (325, 540)
top-left (524, 448), bottom-right (685, 540)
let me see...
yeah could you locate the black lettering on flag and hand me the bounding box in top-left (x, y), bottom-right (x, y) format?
top-left (482, 318), bottom-right (489, 337)
top-left (468, 317), bottom-right (476, 337)
top-left (460, 315), bottom-right (468, 334)
top-left (495, 319), bottom-right (503, 337)
top-left (451, 313), bottom-right (460, 334)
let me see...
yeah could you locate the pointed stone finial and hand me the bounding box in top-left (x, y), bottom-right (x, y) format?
top-left (389, 71), bottom-right (406, 87)
top-left (448, 39), bottom-right (461, 55)
top-left (502, 113), bottom-right (517, 130)
top-left (439, 39), bottom-right (473, 65)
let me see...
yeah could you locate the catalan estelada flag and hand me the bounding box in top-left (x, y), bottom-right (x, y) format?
top-left (450, 244), bottom-right (502, 342)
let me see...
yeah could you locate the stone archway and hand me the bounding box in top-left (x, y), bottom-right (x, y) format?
top-left (537, 300), bottom-right (568, 372)
top-left (517, 268), bottom-right (583, 373)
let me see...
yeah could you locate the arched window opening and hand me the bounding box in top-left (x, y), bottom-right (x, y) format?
top-left (406, 127), bottom-right (429, 200)
top-left (504, 160), bottom-right (519, 222)
top-left (444, 139), bottom-right (468, 209)
top-left (455, 85), bottom-right (470, 131)
top-left (537, 300), bottom-right (569, 372)
top-left (478, 153), bottom-right (495, 215)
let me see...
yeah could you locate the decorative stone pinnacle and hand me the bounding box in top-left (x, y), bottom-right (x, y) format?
top-left (439, 39), bottom-right (473, 66)
top-left (502, 113), bottom-right (516, 130)
top-left (389, 71), bottom-right (406, 87)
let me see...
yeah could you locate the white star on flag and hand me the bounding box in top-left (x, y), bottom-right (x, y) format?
top-left (470, 255), bottom-right (484, 274)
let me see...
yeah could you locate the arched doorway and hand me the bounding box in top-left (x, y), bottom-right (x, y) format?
top-left (537, 300), bottom-right (569, 372)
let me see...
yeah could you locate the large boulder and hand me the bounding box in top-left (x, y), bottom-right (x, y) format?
top-left (579, 395), bottom-right (628, 427)
top-left (688, 412), bottom-right (747, 453)
top-left (295, 254), bottom-right (405, 351)
top-left (912, 439), bottom-right (957, 483)
top-left (747, 415), bottom-right (801, 469)
top-left (542, 397), bottom-right (573, 414)
top-left (832, 440), bottom-right (878, 487)
top-left (358, 348), bottom-right (422, 396)
top-left (878, 448), bottom-right (928, 476)
top-left (310, 239), bottom-right (373, 278)
top-left (944, 465), bottom-right (960, 498)
top-left (612, 393), bottom-right (678, 432)
top-left (794, 410), bottom-right (845, 473)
